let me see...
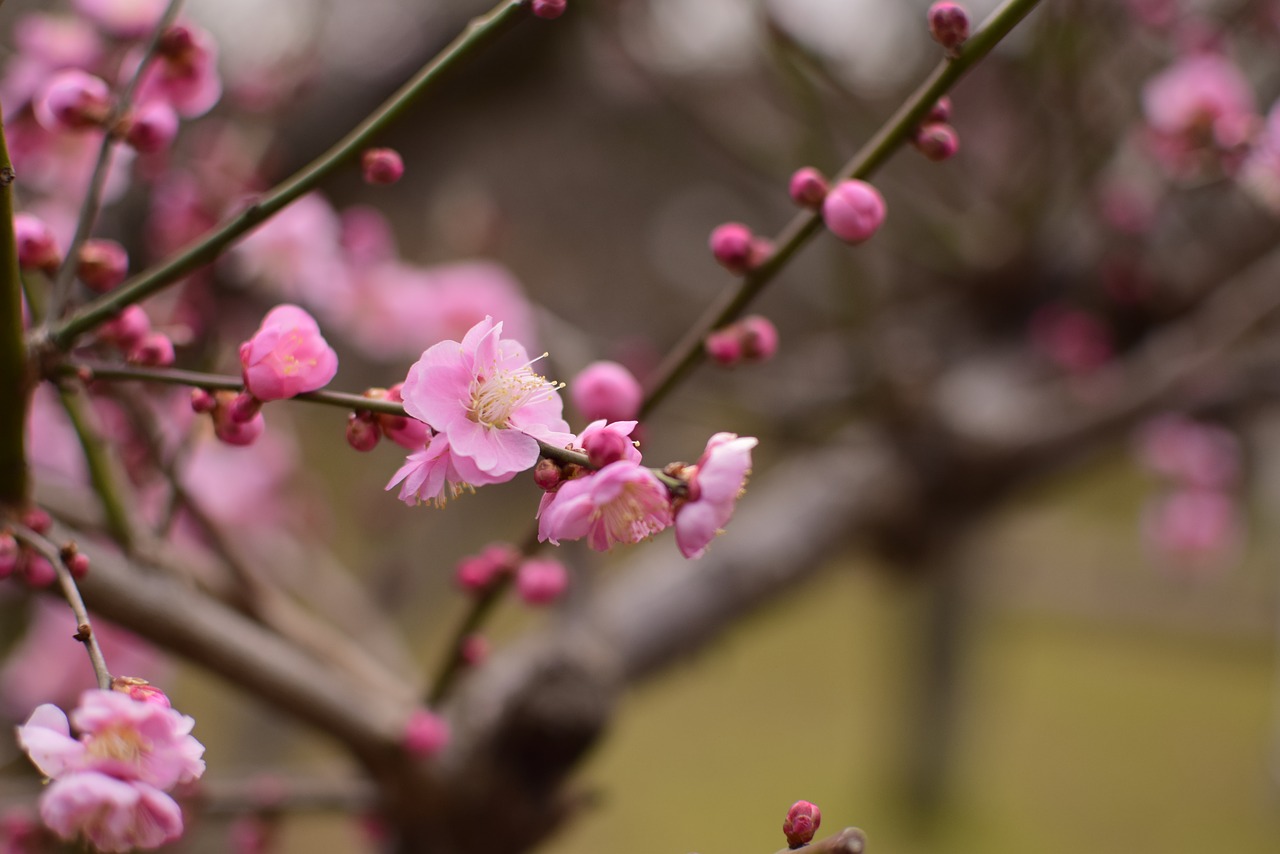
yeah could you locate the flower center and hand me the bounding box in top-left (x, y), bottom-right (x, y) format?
top-left (598, 482), bottom-right (666, 542)
top-left (467, 355), bottom-right (556, 429)
top-left (86, 723), bottom-right (148, 766)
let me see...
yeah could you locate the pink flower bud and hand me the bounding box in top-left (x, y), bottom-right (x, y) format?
top-left (98, 305), bottom-right (152, 351)
top-left (516, 558), bottom-right (569, 605)
top-left (111, 676), bottom-right (171, 707)
top-left (583, 427), bottom-right (631, 469)
top-left (21, 507), bottom-right (51, 535)
top-left (914, 122), bottom-right (960, 161)
top-left (531, 0), bottom-right (568, 20)
top-left (77, 239), bottom-right (129, 292)
top-left (739, 315), bottom-right (779, 362)
top-left (345, 412), bottom-right (380, 451)
top-left (227, 392), bottom-right (262, 425)
top-left (0, 533), bottom-right (18, 579)
top-left (240, 305), bottom-right (339, 401)
top-left (213, 393), bottom-right (265, 446)
top-left (190, 388), bottom-right (217, 414)
top-left (455, 543), bottom-right (518, 592)
top-left (705, 327), bottom-right (743, 366)
top-left (709, 222), bottom-right (756, 275)
top-left (789, 167), bottom-right (829, 209)
top-left (534, 458), bottom-right (562, 491)
top-left (402, 709), bottom-right (450, 758)
top-left (33, 69), bottom-right (113, 132)
top-left (23, 554), bottom-right (56, 588)
top-left (128, 332), bottom-right (175, 367)
top-left (361, 148), bottom-right (404, 185)
top-left (121, 100), bottom-right (179, 153)
top-left (571, 361), bottom-right (643, 422)
top-left (460, 634), bottom-right (490, 666)
top-left (65, 551), bottom-right (90, 579)
top-left (15, 214), bottom-right (61, 273)
top-left (928, 2), bottom-right (970, 54)
top-left (926, 96), bottom-right (952, 124)
top-left (783, 800), bottom-right (821, 848)
top-left (821, 180), bottom-right (886, 245)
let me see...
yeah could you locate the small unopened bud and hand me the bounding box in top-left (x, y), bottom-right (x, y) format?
top-left (926, 95), bottom-right (952, 124)
top-left (33, 69), bottom-right (112, 132)
top-left (516, 558), bottom-right (569, 605)
top-left (928, 2), bottom-right (970, 54)
top-left (15, 214), bottom-right (62, 274)
top-left (455, 543), bottom-right (519, 592)
top-left (228, 392), bottom-right (262, 424)
top-left (158, 25), bottom-right (197, 60)
top-left (783, 800), bottom-right (821, 849)
top-left (347, 412), bottom-right (381, 452)
top-left (213, 392), bottom-right (264, 446)
top-left (98, 305), bottom-right (152, 351)
top-left (533, 458), bottom-right (562, 491)
top-left (822, 180), bottom-right (886, 245)
top-left (111, 676), bottom-right (171, 707)
top-left (23, 554), bottom-right (56, 588)
top-left (361, 148), bottom-right (405, 185)
top-left (571, 361), bottom-right (643, 422)
top-left (738, 315), bottom-right (779, 362)
top-left (61, 544), bottom-right (90, 579)
top-left (913, 122), bottom-right (960, 161)
top-left (128, 332), bottom-right (175, 367)
top-left (789, 167), bottom-right (829, 209)
top-left (0, 532), bottom-right (19, 579)
top-left (460, 634), bottom-right (490, 666)
top-left (121, 100), bottom-right (179, 154)
top-left (77, 239), bottom-right (129, 292)
top-left (709, 222), bottom-right (756, 275)
top-left (531, 0), bottom-right (568, 19)
top-left (21, 507), bottom-right (51, 535)
top-left (402, 709), bottom-right (450, 758)
top-left (191, 388), bottom-right (217, 414)
top-left (584, 427), bottom-right (630, 469)
top-left (705, 327), bottom-right (743, 366)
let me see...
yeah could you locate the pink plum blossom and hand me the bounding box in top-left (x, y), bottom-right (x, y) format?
top-left (674, 432), bottom-right (757, 559)
top-left (399, 317), bottom-right (571, 480)
top-left (239, 304), bottom-right (339, 401)
top-left (1142, 53), bottom-right (1256, 176)
top-left (40, 772), bottom-right (184, 853)
top-left (32, 69), bottom-right (111, 133)
top-left (538, 460), bottom-right (673, 551)
top-left (386, 433), bottom-right (513, 508)
top-left (516, 558), bottom-right (569, 604)
top-left (402, 709), bottom-right (450, 758)
top-left (822, 180), bottom-right (887, 245)
top-left (133, 23), bottom-right (222, 118)
top-left (578, 419), bottom-right (642, 468)
top-left (1142, 488), bottom-right (1243, 572)
top-left (1135, 415), bottom-right (1239, 489)
top-left (229, 193), bottom-right (352, 314)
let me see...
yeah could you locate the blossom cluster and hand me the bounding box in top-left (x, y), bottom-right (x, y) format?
top-left (15, 687), bottom-right (205, 852)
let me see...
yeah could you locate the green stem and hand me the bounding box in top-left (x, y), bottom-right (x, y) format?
top-left (639, 0), bottom-right (1045, 418)
top-left (0, 105), bottom-right (30, 510)
top-left (48, 0), bottom-right (529, 350)
top-left (57, 383), bottom-right (137, 552)
top-left (427, 573), bottom-right (514, 706)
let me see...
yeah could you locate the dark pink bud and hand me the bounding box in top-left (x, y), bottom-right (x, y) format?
top-left (705, 327), bottom-right (743, 367)
top-left (0, 533), bottom-right (19, 579)
top-left (98, 305), bottom-right (152, 351)
top-left (914, 122), bottom-right (959, 161)
top-left (77, 239), bottom-right (129, 292)
top-left (460, 634), bottom-right (490, 666)
top-left (361, 147), bottom-right (405, 185)
top-left (15, 214), bottom-right (61, 274)
top-left (821, 180), bottom-right (886, 245)
top-left (534, 458), bottom-right (562, 491)
top-left (456, 543), bottom-right (518, 591)
top-left (739, 315), bottom-right (779, 362)
top-left (531, 0), bottom-right (568, 19)
top-left (928, 2), bottom-right (970, 53)
top-left (347, 412), bottom-right (381, 451)
top-left (213, 393), bottom-right (265, 446)
top-left (111, 676), bottom-right (171, 707)
top-left (122, 100), bottom-right (179, 154)
top-left (789, 167), bottom-right (829, 209)
top-left (709, 222), bottom-right (756, 275)
top-left (783, 800), bottom-right (821, 848)
top-left (64, 550), bottom-right (90, 579)
top-left (403, 709), bottom-right (450, 758)
top-left (228, 392), bottom-right (262, 424)
top-left (926, 95), bottom-right (952, 124)
top-left (23, 554), bottom-right (56, 588)
top-left (158, 24), bottom-right (197, 59)
top-left (516, 558), bottom-right (569, 605)
top-left (583, 427), bottom-right (630, 468)
top-left (127, 332), bottom-right (175, 367)
top-left (571, 360), bottom-right (643, 422)
top-left (191, 388), bottom-right (217, 414)
top-left (33, 69), bottom-right (112, 132)
top-left (21, 507), bottom-right (51, 535)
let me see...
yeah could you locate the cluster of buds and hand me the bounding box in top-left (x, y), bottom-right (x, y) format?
top-left (928, 2), bottom-right (971, 56)
top-left (709, 222), bottom-right (774, 275)
top-left (0, 508), bottom-right (82, 588)
top-left (95, 305), bottom-right (176, 368)
top-left (346, 385), bottom-right (431, 452)
top-left (704, 314), bottom-right (779, 367)
top-left (912, 96), bottom-right (960, 162)
top-left (454, 542), bottom-right (570, 606)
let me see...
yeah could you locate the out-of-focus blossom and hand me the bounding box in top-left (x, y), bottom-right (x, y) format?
top-left (1142, 52), bottom-right (1256, 176)
top-left (1135, 414), bottom-right (1240, 489)
top-left (402, 709), bottom-right (449, 758)
top-left (516, 558), bottom-right (569, 604)
top-left (133, 23), bottom-right (221, 118)
top-left (74, 0), bottom-right (168, 39)
top-left (39, 772), bottom-right (184, 853)
top-left (230, 193), bottom-right (352, 313)
top-left (538, 460), bottom-right (673, 550)
top-left (1029, 305), bottom-right (1113, 374)
top-left (239, 304), bottom-right (339, 401)
top-left (674, 432), bottom-right (757, 559)
top-left (822, 180), bottom-right (887, 245)
top-left (1142, 488), bottom-right (1242, 571)
top-left (571, 361), bottom-right (643, 423)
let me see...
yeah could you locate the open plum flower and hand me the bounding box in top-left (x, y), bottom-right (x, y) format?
top-left (538, 460), bottom-right (673, 551)
top-left (674, 432), bottom-right (758, 559)
top-left (239, 304), bottom-right (339, 402)
top-left (386, 432), bottom-right (514, 508)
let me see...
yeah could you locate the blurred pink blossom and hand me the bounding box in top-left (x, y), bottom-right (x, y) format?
top-left (74, 0), bottom-right (168, 39)
top-left (230, 193), bottom-right (352, 313)
top-left (1135, 414), bottom-right (1240, 488)
top-left (1142, 488), bottom-right (1243, 571)
top-left (39, 772), bottom-right (184, 853)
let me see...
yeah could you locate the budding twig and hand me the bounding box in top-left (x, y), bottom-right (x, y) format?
top-left (0, 106), bottom-right (29, 510)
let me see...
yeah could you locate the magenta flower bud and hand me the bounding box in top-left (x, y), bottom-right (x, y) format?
top-left (928, 2), bottom-right (970, 54)
top-left (705, 327), bottom-right (743, 367)
top-left (584, 427), bottom-right (631, 469)
top-left (77, 239), bottom-right (129, 292)
top-left (227, 392), bottom-right (262, 424)
top-left (782, 800), bottom-right (821, 848)
top-left (361, 147), bottom-right (405, 185)
top-left (739, 315), bottom-right (779, 362)
top-left (709, 222), bottom-right (756, 274)
top-left (122, 100), bottom-right (179, 154)
top-left (190, 388), bottom-right (217, 414)
top-left (534, 458), bottom-right (562, 491)
top-left (15, 213), bottom-right (61, 273)
top-left (23, 554), bottom-right (56, 588)
top-left (346, 412), bottom-right (381, 452)
top-left (213, 393), bottom-right (264, 446)
top-left (33, 69), bottom-right (112, 132)
top-left (455, 543), bottom-right (518, 592)
top-left (65, 551), bottom-right (90, 579)
top-left (111, 676), bottom-right (171, 708)
top-left (571, 360), bottom-right (643, 422)
top-left (821, 180), bottom-right (886, 245)
top-left (21, 507), bottom-right (51, 535)
top-left (460, 633), bottom-right (490, 666)
top-left (789, 167), bottom-right (829, 209)
top-left (402, 709), bottom-right (450, 758)
top-left (128, 332), bottom-right (175, 367)
top-left (0, 532), bottom-right (18, 579)
top-left (516, 558), bottom-right (569, 605)
top-left (531, 0), bottom-right (568, 20)
top-left (926, 95), bottom-right (952, 124)
top-left (914, 122), bottom-right (959, 161)
top-left (98, 305), bottom-right (152, 351)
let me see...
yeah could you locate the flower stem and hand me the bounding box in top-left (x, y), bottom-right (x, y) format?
top-left (639, 0), bottom-right (1045, 418)
top-left (0, 104), bottom-right (30, 511)
top-left (47, 0), bottom-right (529, 350)
top-left (57, 382), bottom-right (138, 552)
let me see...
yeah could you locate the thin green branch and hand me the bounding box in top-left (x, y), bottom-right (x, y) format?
top-left (45, 0), bottom-right (185, 322)
top-left (640, 0), bottom-right (1045, 418)
top-left (56, 382), bottom-right (138, 552)
top-left (0, 106), bottom-right (30, 509)
top-left (428, 573), bottom-right (515, 706)
top-left (47, 0), bottom-right (529, 350)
